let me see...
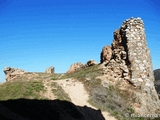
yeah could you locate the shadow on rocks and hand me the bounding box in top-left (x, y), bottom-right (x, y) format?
top-left (0, 98), bottom-right (105, 120)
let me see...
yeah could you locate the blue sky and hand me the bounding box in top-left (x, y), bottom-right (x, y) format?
top-left (0, 0), bottom-right (160, 82)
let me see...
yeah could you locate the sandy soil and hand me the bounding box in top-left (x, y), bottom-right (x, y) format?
top-left (56, 78), bottom-right (117, 120)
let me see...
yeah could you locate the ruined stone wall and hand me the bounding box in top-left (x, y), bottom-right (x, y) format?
top-left (45, 66), bottom-right (54, 73)
top-left (121, 18), bottom-right (154, 87)
top-left (100, 17), bottom-right (160, 114)
top-left (101, 17), bottom-right (154, 87)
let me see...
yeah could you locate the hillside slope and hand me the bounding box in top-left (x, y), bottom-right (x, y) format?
top-left (1, 65), bottom-right (160, 120)
top-left (154, 69), bottom-right (160, 81)
top-left (0, 70), bottom-right (116, 120)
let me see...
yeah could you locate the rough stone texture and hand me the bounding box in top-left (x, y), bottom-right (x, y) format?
top-left (66, 62), bottom-right (85, 73)
top-left (100, 17), bottom-right (154, 86)
top-left (100, 46), bottom-right (112, 64)
top-left (99, 17), bottom-right (160, 115)
top-left (45, 66), bottom-right (54, 73)
top-left (86, 59), bottom-right (98, 67)
top-left (122, 18), bottom-right (154, 86)
top-left (3, 67), bottom-right (25, 81)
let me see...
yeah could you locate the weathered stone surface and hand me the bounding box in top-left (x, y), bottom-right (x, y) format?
top-left (86, 59), bottom-right (98, 67)
top-left (101, 17), bottom-right (155, 86)
top-left (99, 17), bottom-right (160, 115)
top-left (100, 46), bottom-right (112, 64)
top-left (66, 62), bottom-right (85, 73)
top-left (113, 18), bottom-right (154, 86)
top-left (3, 67), bottom-right (25, 81)
top-left (45, 66), bottom-right (54, 73)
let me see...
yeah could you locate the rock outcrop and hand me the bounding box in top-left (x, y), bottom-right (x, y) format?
top-left (99, 17), bottom-right (160, 115)
top-left (66, 62), bottom-right (85, 73)
top-left (3, 67), bottom-right (25, 81)
top-left (86, 59), bottom-right (98, 67)
top-left (67, 60), bottom-right (98, 73)
top-left (45, 66), bottom-right (54, 73)
top-left (100, 46), bottom-right (112, 64)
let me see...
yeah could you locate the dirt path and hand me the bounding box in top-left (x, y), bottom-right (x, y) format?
top-left (56, 78), bottom-right (117, 120)
top-left (43, 80), bottom-right (56, 100)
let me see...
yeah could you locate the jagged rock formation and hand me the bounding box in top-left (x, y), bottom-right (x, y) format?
top-left (45, 66), bottom-right (54, 73)
top-left (67, 62), bottom-right (85, 73)
top-left (3, 67), bottom-right (25, 81)
top-left (99, 17), bottom-right (160, 115)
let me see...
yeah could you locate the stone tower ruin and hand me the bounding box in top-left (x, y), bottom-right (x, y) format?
top-left (100, 17), bottom-right (160, 114)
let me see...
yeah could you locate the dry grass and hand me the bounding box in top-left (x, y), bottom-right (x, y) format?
top-left (0, 80), bottom-right (46, 100)
top-left (51, 82), bottom-right (71, 101)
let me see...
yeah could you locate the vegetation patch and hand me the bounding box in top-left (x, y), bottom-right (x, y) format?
top-left (0, 80), bottom-right (46, 100)
top-left (61, 65), bottom-right (148, 120)
top-left (51, 82), bottom-right (71, 101)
